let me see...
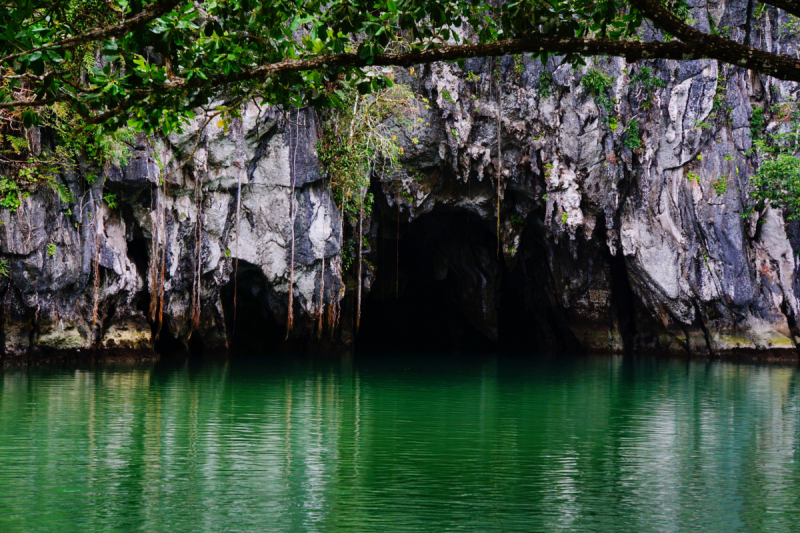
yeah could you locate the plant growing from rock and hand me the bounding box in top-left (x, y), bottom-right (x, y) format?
top-left (623, 119), bottom-right (642, 150)
top-left (751, 155), bottom-right (800, 219)
top-left (713, 175), bottom-right (728, 195)
top-left (0, 178), bottom-right (26, 213)
top-left (581, 69), bottom-right (614, 115)
top-left (537, 71), bottom-right (554, 99)
top-left (629, 66), bottom-right (665, 110)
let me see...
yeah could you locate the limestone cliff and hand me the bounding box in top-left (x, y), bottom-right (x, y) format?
top-left (2, 0), bottom-right (799, 362)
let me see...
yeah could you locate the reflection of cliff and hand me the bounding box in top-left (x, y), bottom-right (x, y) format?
top-left (0, 359), bottom-right (798, 530)
top-left (3, 0), bottom-right (800, 361)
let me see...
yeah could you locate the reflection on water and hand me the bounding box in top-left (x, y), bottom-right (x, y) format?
top-left (1, 356), bottom-right (799, 532)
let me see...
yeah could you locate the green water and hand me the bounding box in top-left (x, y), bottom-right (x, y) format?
top-left (1, 356), bottom-right (799, 532)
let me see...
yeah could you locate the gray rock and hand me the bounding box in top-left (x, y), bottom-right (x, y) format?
top-left (1, 0), bottom-right (798, 361)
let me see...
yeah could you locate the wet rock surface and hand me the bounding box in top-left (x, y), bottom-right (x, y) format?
top-left (2, 0), bottom-right (800, 362)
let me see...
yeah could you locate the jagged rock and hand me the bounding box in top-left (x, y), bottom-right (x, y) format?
top-left (1, 0), bottom-right (799, 361)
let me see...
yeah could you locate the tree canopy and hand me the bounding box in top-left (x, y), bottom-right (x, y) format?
top-left (2, 0), bottom-right (800, 137)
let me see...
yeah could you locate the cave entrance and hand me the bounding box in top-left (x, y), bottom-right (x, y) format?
top-left (356, 210), bottom-right (503, 353)
top-left (220, 260), bottom-right (285, 356)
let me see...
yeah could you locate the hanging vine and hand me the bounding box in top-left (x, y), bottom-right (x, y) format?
top-left (316, 80), bottom-right (417, 334)
top-left (286, 111), bottom-right (304, 338)
top-left (316, 169), bottom-right (326, 340)
top-left (148, 156), bottom-right (167, 340)
top-left (190, 167), bottom-right (203, 334)
top-left (495, 58), bottom-right (503, 258)
top-left (91, 190), bottom-right (101, 326)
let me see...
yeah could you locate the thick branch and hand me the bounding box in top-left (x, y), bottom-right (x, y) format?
top-left (762, 0), bottom-right (800, 19)
top-left (629, 0), bottom-right (706, 42)
top-left (186, 33), bottom-right (800, 88)
top-left (0, 0), bottom-right (185, 65)
top-left (6, 31), bottom-right (800, 118)
top-left (631, 0), bottom-right (800, 79)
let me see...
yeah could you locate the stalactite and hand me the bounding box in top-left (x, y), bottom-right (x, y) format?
top-left (148, 186), bottom-right (159, 323)
top-left (330, 202), bottom-right (344, 341)
top-left (381, 196), bottom-right (386, 300)
top-left (148, 159), bottom-right (167, 340)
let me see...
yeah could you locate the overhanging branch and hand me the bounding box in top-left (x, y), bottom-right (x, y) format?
top-left (761, 0), bottom-right (800, 19)
top-left (5, 31), bottom-right (800, 121)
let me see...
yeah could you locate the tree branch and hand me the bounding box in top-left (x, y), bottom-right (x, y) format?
top-left (630, 0), bottom-right (800, 79)
top-left (186, 32), bottom-right (800, 88)
top-left (629, 0), bottom-right (707, 42)
top-left (6, 30), bottom-right (800, 120)
top-left (761, 0), bottom-right (800, 19)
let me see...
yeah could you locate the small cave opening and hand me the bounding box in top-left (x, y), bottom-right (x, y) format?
top-left (356, 209), bottom-right (506, 353)
top-left (220, 260), bottom-right (286, 356)
top-left (154, 326), bottom-right (189, 359)
top-left (126, 236), bottom-right (151, 314)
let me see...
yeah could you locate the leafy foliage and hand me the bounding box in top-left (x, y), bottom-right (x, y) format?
top-left (2, 0), bottom-right (798, 141)
top-left (751, 155), bottom-right (800, 219)
top-left (629, 66), bottom-right (665, 109)
top-left (713, 175), bottom-right (728, 195)
top-left (582, 69), bottom-right (615, 113)
top-left (317, 83), bottom-right (416, 221)
top-left (0, 177), bottom-right (27, 213)
top-left (623, 118), bottom-right (642, 150)
top-left (2, 0), bottom-right (800, 229)
top-left (537, 71), bottom-right (554, 99)
top-left (748, 99), bottom-right (800, 217)
top-left (103, 193), bottom-right (118, 209)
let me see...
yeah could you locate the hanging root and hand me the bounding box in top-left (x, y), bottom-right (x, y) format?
top-left (496, 66), bottom-right (502, 259)
top-left (91, 199), bottom-right (101, 327)
top-left (190, 170), bottom-right (203, 334)
top-left (330, 202), bottom-right (345, 342)
top-left (355, 189), bottom-right (363, 335)
top-left (233, 158), bottom-right (243, 336)
top-left (285, 111), bottom-right (302, 340)
top-left (317, 174), bottom-right (326, 340)
top-left (144, 153), bottom-right (167, 340)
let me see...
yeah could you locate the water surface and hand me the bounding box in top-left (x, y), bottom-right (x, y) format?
top-left (1, 355), bottom-right (799, 532)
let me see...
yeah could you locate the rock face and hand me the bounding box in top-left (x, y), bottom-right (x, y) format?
top-left (2, 0), bottom-right (800, 362)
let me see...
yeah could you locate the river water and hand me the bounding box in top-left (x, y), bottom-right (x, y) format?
top-left (1, 355), bottom-right (799, 532)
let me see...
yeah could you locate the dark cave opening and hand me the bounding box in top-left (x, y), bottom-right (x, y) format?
top-left (220, 260), bottom-right (286, 356)
top-left (154, 326), bottom-right (189, 358)
top-left (126, 236), bottom-right (151, 314)
top-left (351, 197), bottom-right (616, 355)
top-left (497, 216), bottom-right (583, 353)
top-left (356, 209), bottom-right (501, 353)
